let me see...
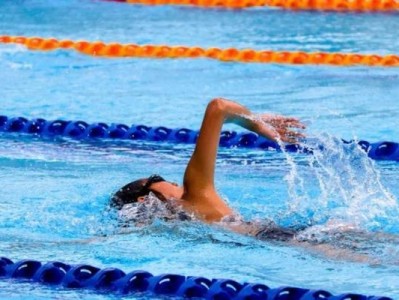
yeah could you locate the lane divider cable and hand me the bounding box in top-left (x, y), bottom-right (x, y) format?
top-left (1, 35), bottom-right (398, 67)
top-left (1, 115), bottom-right (398, 161)
top-left (106, 0), bottom-right (399, 11)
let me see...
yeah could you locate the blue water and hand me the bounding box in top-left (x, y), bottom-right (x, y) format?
top-left (1, 0), bottom-right (399, 298)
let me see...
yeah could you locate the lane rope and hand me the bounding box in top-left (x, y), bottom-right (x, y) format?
top-left (110, 0), bottom-right (399, 11)
top-left (0, 257), bottom-right (392, 299)
top-left (1, 35), bottom-right (399, 67)
top-left (1, 115), bottom-right (398, 161)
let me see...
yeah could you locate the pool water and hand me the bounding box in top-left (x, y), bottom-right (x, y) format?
top-left (1, 0), bottom-right (399, 298)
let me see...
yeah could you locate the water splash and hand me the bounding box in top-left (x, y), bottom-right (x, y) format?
top-left (117, 193), bottom-right (194, 227)
top-left (281, 133), bottom-right (399, 233)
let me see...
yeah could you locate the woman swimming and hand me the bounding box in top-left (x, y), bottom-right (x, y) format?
top-left (110, 98), bottom-right (305, 240)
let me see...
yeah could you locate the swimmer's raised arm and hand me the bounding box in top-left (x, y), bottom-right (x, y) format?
top-left (111, 98), bottom-right (304, 222)
top-left (182, 98), bottom-right (304, 221)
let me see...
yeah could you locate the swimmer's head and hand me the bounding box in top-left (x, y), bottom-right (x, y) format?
top-left (110, 174), bottom-right (183, 209)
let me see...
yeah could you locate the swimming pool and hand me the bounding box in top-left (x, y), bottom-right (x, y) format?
top-left (1, 0), bottom-right (399, 298)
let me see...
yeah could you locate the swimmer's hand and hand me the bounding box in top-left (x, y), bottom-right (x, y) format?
top-left (259, 113), bottom-right (306, 144)
top-left (220, 98), bottom-right (306, 144)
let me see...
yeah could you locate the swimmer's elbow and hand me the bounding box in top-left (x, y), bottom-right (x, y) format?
top-left (208, 98), bottom-right (226, 111)
top-left (207, 98), bottom-right (250, 123)
top-left (207, 98), bottom-right (231, 118)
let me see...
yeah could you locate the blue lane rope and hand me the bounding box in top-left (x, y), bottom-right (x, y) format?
top-left (0, 115), bottom-right (398, 161)
top-left (0, 257), bottom-right (391, 300)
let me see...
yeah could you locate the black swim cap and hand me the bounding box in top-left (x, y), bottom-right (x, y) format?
top-left (110, 179), bottom-right (147, 209)
top-left (110, 175), bottom-right (166, 209)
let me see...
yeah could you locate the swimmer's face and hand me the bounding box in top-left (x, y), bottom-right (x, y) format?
top-left (137, 175), bottom-right (184, 202)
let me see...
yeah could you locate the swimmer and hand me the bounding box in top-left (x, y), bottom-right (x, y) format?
top-left (109, 98), bottom-right (399, 265)
top-left (110, 98), bottom-right (305, 240)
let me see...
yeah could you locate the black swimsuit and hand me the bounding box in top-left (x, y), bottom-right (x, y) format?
top-left (254, 224), bottom-right (297, 242)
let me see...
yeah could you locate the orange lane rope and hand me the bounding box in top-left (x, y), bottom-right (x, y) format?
top-left (1, 35), bottom-right (399, 67)
top-left (121, 0), bottom-right (399, 11)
